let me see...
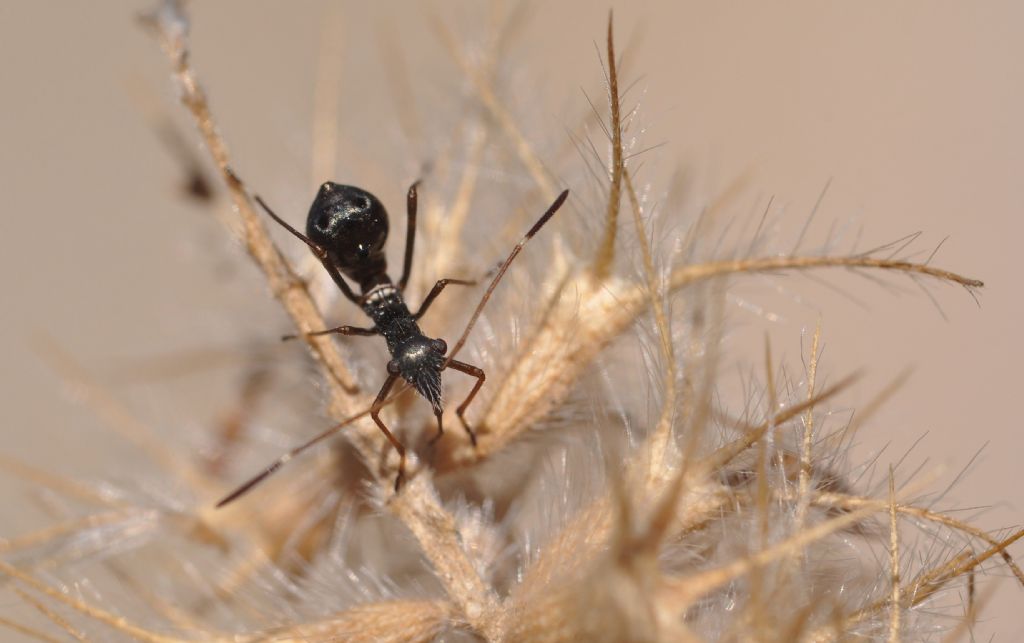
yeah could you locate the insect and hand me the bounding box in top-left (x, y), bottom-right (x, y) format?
top-left (216, 177), bottom-right (568, 506)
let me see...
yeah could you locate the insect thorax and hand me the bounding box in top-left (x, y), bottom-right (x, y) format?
top-left (361, 284), bottom-right (420, 351)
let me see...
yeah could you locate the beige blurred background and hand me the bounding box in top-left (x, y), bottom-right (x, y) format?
top-left (1, 0), bottom-right (1021, 638)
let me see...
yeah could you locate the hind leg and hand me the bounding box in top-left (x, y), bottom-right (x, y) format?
top-left (445, 359), bottom-right (484, 447)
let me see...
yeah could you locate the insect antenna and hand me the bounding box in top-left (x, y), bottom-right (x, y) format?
top-left (252, 188), bottom-right (361, 304)
top-left (444, 189), bottom-right (569, 366)
top-left (224, 168), bottom-right (323, 254)
top-left (215, 383), bottom-right (411, 507)
top-left (253, 195), bottom-right (325, 255)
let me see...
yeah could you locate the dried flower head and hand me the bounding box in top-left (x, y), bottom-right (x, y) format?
top-left (1, 3), bottom-right (1020, 642)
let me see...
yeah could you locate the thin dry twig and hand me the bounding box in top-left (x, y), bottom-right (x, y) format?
top-left (594, 13), bottom-right (624, 280)
top-left (888, 467), bottom-right (901, 643)
top-left (433, 12), bottom-right (559, 201)
top-left (438, 239), bottom-right (980, 474)
top-left (0, 615), bottom-right (63, 643)
top-left (14, 588), bottom-right (89, 643)
top-left (0, 453), bottom-right (121, 509)
top-left (142, 4), bottom-right (490, 633)
top-left (388, 477), bottom-right (498, 633)
top-left (35, 337), bottom-right (213, 496)
top-left (0, 512), bottom-right (128, 556)
top-left (506, 373), bottom-right (859, 635)
top-left (142, 7), bottom-right (360, 407)
top-left (670, 255), bottom-right (982, 291)
top-left (798, 321), bottom-right (823, 518)
top-left (0, 560), bottom-right (188, 643)
top-left (269, 600), bottom-right (455, 643)
top-left (658, 504), bottom-right (879, 608)
top-left (807, 527), bottom-right (1024, 642)
top-left (809, 491), bottom-right (1024, 588)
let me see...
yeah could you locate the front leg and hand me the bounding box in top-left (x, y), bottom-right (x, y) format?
top-left (398, 181), bottom-right (419, 292)
top-left (414, 278), bottom-right (476, 320)
top-left (282, 324), bottom-right (378, 341)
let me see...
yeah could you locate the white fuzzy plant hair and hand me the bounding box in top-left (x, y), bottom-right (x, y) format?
top-left (1, 2), bottom-right (1020, 642)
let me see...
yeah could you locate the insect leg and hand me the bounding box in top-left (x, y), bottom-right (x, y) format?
top-left (413, 279), bottom-right (476, 320)
top-left (281, 325), bottom-right (378, 341)
top-left (397, 181), bottom-right (419, 292)
top-left (370, 372), bottom-right (407, 491)
top-left (427, 407), bottom-right (445, 446)
top-left (445, 359), bottom-right (484, 447)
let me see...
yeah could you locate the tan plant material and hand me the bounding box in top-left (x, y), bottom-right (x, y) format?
top-left (1, 4), bottom-right (1018, 642)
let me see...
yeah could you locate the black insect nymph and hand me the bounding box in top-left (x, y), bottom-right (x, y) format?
top-left (219, 177), bottom-right (568, 504)
top-left (306, 183), bottom-right (448, 414)
top-left (253, 180), bottom-right (487, 490)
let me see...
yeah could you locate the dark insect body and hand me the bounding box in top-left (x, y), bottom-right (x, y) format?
top-left (216, 178), bottom-right (568, 506)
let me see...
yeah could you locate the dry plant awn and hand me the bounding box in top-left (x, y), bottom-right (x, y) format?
top-left (0, 3), bottom-right (1020, 642)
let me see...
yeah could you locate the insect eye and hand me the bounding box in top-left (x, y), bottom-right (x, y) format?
top-left (431, 339), bottom-right (447, 355)
top-left (358, 195), bottom-right (371, 210)
top-left (316, 214), bottom-right (331, 230)
top-left (386, 359), bottom-right (401, 375)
